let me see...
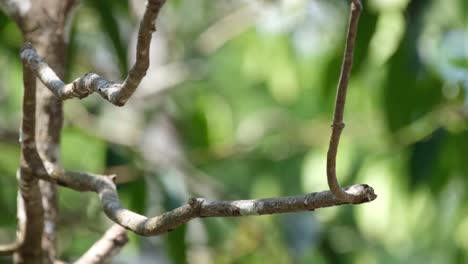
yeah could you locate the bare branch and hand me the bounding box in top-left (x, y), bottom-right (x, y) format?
top-left (29, 164), bottom-right (376, 237)
top-left (12, 0), bottom-right (377, 250)
top-left (75, 225), bottom-right (127, 264)
top-left (326, 0), bottom-right (365, 202)
top-left (14, 54), bottom-right (46, 264)
top-left (19, 0), bottom-right (166, 107)
top-left (17, 2), bottom-right (80, 260)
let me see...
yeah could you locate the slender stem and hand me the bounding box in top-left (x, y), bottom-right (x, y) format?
top-left (326, 0), bottom-right (363, 202)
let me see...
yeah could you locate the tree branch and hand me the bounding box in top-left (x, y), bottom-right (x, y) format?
top-left (8, 84), bottom-right (376, 236)
top-left (26, 163), bottom-right (376, 237)
top-left (19, 0), bottom-right (166, 107)
top-left (15, 1), bottom-right (79, 261)
top-left (74, 224), bottom-right (128, 264)
top-left (14, 53), bottom-right (46, 264)
top-left (326, 0), bottom-right (365, 202)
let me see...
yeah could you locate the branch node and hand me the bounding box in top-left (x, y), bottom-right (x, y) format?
top-left (331, 122), bottom-right (345, 130)
top-left (188, 197), bottom-right (204, 209)
top-left (303, 193), bottom-right (316, 210)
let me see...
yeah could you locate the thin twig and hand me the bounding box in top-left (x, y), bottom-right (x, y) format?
top-left (19, 0), bottom-right (166, 107)
top-left (326, 0), bottom-right (364, 202)
top-left (75, 224), bottom-right (128, 264)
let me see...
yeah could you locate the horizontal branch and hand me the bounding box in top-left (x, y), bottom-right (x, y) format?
top-left (33, 163), bottom-right (376, 236)
top-left (75, 224), bottom-right (127, 264)
top-left (19, 0), bottom-right (166, 106)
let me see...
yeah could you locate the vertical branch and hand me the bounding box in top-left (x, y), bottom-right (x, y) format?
top-left (6, 0), bottom-right (77, 262)
top-left (14, 53), bottom-right (46, 264)
top-left (29, 16), bottom-right (66, 264)
top-left (326, 0), bottom-right (362, 202)
top-left (24, 1), bottom-right (76, 262)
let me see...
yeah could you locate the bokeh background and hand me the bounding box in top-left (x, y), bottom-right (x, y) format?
top-left (1, 0), bottom-right (467, 263)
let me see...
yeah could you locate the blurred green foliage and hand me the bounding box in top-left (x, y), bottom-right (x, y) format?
top-left (0, 0), bottom-right (468, 263)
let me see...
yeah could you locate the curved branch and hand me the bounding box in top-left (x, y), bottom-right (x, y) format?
top-left (326, 0), bottom-right (364, 202)
top-left (31, 163), bottom-right (376, 236)
top-left (19, 0), bottom-right (166, 107)
top-left (15, 0), bottom-right (376, 239)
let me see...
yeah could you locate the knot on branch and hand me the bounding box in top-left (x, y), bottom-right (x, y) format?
top-left (71, 73), bottom-right (97, 99)
top-left (188, 197), bottom-right (204, 216)
top-left (331, 122), bottom-right (345, 130)
top-left (303, 193), bottom-right (317, 210)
